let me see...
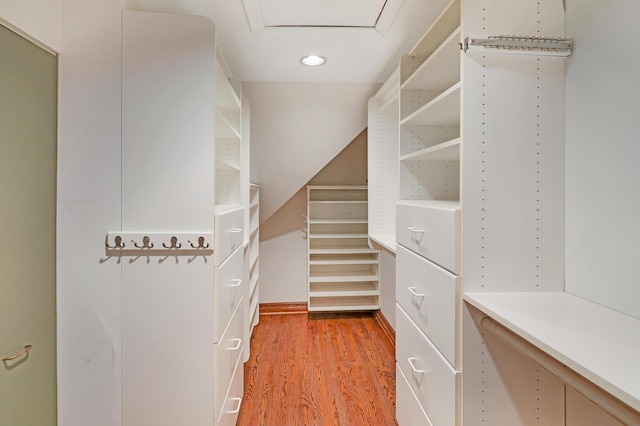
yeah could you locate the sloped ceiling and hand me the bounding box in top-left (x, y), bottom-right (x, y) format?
top-left (125, 0), bottom-right (451, 83)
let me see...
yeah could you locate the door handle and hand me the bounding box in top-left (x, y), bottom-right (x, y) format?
top-left (225, 397), bottom-right (242, 414)
top-left (408, 357), bottom-right (425, 374)
top-left (407, 287), bottom-right (425, 298)
top-left (2, 345), bottom-right (33, 362)
top-left (227, 279), bottom-right (242, 288)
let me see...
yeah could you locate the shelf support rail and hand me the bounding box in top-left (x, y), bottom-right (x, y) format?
top-left (462, 35), bottom-right (574, 57)
top-left (476, 313), bottom-right (640, 425)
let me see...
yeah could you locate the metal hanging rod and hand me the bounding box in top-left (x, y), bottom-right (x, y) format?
top-left (463, 35), bottom-right (574, 57)
top-left (477, 314), bottom-right (640, 425)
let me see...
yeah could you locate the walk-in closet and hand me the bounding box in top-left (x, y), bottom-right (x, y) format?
top-left (1, 0), bottom-right (638, 425)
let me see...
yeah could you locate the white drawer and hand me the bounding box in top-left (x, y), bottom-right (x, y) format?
top-left (214, 349), bottom-right (244, 426)
top-left (214, 297), bottom-right (244, 420)
top-left (215, 205), bottom-right (244, 266)
top-left (396, 304), bottom-right (460, 426)
top-left (396, 245), bottom-right (460, 368)
top-left (396, 200), bottom-right (460, 274)
top-left (214, 245), bottom-right (245, 343)
top-left (396, 364), bottom-right (433, 426)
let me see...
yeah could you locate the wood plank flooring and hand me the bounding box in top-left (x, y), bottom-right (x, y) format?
top-left (237, 312), bottom-right (397, 425)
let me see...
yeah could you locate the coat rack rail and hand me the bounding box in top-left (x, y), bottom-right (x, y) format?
top-left (105, 232), bottom-right (213, 257)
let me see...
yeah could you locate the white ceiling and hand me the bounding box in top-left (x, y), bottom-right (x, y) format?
top-left (126, 0), bottom-right (451, 83)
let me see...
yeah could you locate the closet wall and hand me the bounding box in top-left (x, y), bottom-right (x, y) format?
top-left (565, 0), bottom-right (640, 320)
top-left (0, 0), bottom-right (60, 51)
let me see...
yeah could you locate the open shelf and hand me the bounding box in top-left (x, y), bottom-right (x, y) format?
top-left (215, 158), bottom-right (241, 171)
top-left (368, 233), bottom-right (397, 254)
top-left (309, 282), bottom-right (379, 297)
top-left (401, 82), bottom-right (461, 126)
top-left (400, 137), bottom-right (461, 162)
top-left (464, 291), bottom-right (640, 413)
top-left (309, 253), bottom-right (379, 265)
top-left (308, 296), bottom-right (379, 312)
top-left (402, 27), bottom-right (461, 92)
top-left (309, 272), bottom-right (379, 283)
top-left (216, 110), bottom-right (241, 139)
top-left (308, 233), bottom-right (369, 239)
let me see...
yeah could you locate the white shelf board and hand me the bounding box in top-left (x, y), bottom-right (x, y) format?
top-left (309, 273), bottom-right (379, 283)
top-left (464, 291), bottom-right (640, 412)
top-left (307, 185), bottom-right (368, 190)
top-left (368, 233), bottom-right (397, 254)
top-left (309, 247), bottom-right (378, 255)
top-left (402, 27), bottom-right (461, 91)
top-left (401, 82), bottom-right (461, 127)
top-left (249, 202), bottom-right (259, 209)
top-left (249, 252), bottom-right (258, 269)
top-left (309, 200), bottom-right (368, 205)
top-left (308, 219), bottom-right (368, 224)
top-left (309, 282), bottom-right (379, 297)
top-left (249, 273), bottom-right (259, 295)
top-left (400, 138), bottom-right (461, 162)
top-left (309, 256), bottom-right (379, 266)
top-left (215, 59), bottom-right (241, 109)
top-left (249, 295), bottom-right (259, 320)
top-left (214, 203), bottom-right (242, 214)
top-left (308, 233), bottom-right (369, 239)
top-left (215, 158), bottom-right (241, 171)
top-left (215, 110), bottom-right (240, 139)
top-left (308, 298), bottom-right (379, 312)
top-left (397, 199), bottom-right (460, 211)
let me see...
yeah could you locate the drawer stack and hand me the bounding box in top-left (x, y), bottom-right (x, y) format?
top-left (395, 201), bottom-right (461, 426)
top-left (213, 206), bottom-right (245, 426)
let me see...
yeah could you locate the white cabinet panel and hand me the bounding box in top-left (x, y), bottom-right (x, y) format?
top-left (396, 364), bottom-right (434, 426)
top-left (396, 200), bottom-right (460, 274)
top-left (213, 297), bottom-right (245, 420)
top-left (215, 205), bottom-right (244, 266)
top-left (396, 304), bottom-right (459, 426)
top-left (396, 245), bottom-right (460, 368)
top-left (214, 245), bottom-right (245, 343)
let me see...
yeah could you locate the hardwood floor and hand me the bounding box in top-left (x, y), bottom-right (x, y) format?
top-left (237, 312), bottom-right (397, 425)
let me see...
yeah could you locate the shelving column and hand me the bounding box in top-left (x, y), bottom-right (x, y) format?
top-left (394, 0), bottom-right (462, 425)
top-left (307, 186), bottom-right (380, 312)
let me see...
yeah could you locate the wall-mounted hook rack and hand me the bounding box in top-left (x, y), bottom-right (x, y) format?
top-left (105, 232), bottom-right (213, 258)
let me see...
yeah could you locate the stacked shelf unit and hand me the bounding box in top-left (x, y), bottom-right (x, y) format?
top-left (306, 186), bottom-right (380, 312)
top-left (248, 184), bottom-right (260, 332)
top-left (394, 1), bottom-right (462, 425)
top-left (214, 48), bottom-right (243, 210)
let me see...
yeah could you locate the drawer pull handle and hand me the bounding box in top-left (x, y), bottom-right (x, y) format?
top-left (227, 279), bottom-right (242, 288)
top-left (227, 338), bottom-right (242, 351)
top-left (408, 357), bottom-right (425, 374)
top-left (408, 227), bottom-right (424, 234)
top-left (229, 228), bottom-right (243, 234)
top-left (2, 344), bottom-right (33, 362)
top-left (407, 287), bottom-right (425, 298)
top-left (225, 397), bottom-right (242, 414)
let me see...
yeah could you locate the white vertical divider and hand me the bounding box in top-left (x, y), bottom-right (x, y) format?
top-left (461, 0), bottom-right (567, 424)
top-left (241, 95), bottom-right (252, 363)
top-left (121, 11), bottom-right (216, 426)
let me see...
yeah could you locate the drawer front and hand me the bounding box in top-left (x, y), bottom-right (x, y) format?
top-left (396, 304), bottom-right (459, 426)
top-left (396, 364), bottom-right (434, 426)
top-left (396, 201), bottom-right (460, 274)
top-left (396, 245), bottom-right (460, 368)
top-left (214, 351), bottom-right (244, 426)
top-left (215, 206), bottom-right (245, 266)
top-left (214, 245), bottom-right (245, 343)
top-left (213, 297), bottom-right (244, 419)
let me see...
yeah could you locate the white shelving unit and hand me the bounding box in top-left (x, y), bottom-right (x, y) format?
top-left (367, 67), bottom-right (400, 253)
top-left (307, 186), bottom-right (380, 312)
top-left (366, 0), bottom-right (624, 424)
top-left (215, 49), bottom-right (243, 209)
top-left (248, 183), bottom-right (260, 332)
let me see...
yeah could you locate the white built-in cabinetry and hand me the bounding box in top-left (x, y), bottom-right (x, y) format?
top-left (247, 184), bottom-right (260, 335)
top-left (306, 186), bottom-right (380, 312)
top-left (118, 10), bottom-right (251, 426)
top-left (369, 0), bottom-right (640, 424)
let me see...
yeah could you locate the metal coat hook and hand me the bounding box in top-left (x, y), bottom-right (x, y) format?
top-left (134, 235), bottom-right (154, 249)
top-left (106, 235), bottom-right (125, 249)
top-left (190, 236), bottom-right (209, 249)
top-left (162, 236), bottom-right (182, 249)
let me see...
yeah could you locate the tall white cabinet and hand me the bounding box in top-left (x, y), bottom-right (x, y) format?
top-left (118, 11), bottom-right (251, 426)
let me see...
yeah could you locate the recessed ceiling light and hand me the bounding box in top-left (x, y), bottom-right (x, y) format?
top-left (300, 55), bottom-right (326, 67)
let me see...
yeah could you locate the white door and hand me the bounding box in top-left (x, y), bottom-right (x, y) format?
top-left (0, 24), bottom-right (58, 425)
